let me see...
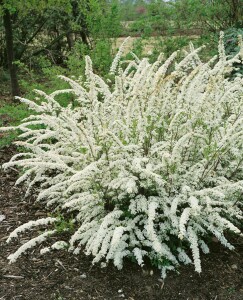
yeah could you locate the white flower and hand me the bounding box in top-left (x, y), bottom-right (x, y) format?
top-left (40, 247), bottom-right (51, 255)
top-left (0, 214), bottom-right (6, 222)
top-left (51, 241), bottom-right (68, 250)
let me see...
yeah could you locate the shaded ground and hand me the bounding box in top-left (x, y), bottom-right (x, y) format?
top-left (0, 146), bottom-right (242, 300)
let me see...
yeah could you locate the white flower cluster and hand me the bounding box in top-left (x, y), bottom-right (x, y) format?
top-left (8, 230), bottom-right (57, 263)
top-left (2, 33), bottom-right (243, 277)
top-left (6, 217), bottom-right (57, 243)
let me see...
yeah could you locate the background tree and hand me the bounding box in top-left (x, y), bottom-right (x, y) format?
top-left (1, 0), bottom-right (20, 97)
top-left (172, 0), bottom-right (242, 33)
top-left (0, 0), bottom-right (120, 99)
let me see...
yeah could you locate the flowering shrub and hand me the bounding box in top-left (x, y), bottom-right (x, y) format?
top-left (1, 33), bottom-right (243, 277)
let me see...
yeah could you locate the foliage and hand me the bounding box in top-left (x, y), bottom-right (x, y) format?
top-left (84, 0), bottom-right (121, 39)
top-left (66, 39), bottom-right (115, 77)
top-left (120, 0), bottom-right (242, 34)
top-left (171, 0), bottom-right (242, 32)
top-left (124, 34), bottom-right (218, 66)
top-left (0, 0), bottom-right (121, 93)
top-left (224, 28), bottom-right (243, 78)
top-left (1, 34), bottom-right (243, 277)
top-left (147, 36), bottom-right (192, 62)
top-left (128, 0), bottom-right (175, 36)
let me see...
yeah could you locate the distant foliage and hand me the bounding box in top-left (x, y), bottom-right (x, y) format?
top-left (1, 33), bottom-right (243, 277)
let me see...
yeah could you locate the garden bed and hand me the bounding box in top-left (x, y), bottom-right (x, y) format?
top-left (0, 146), bottom-right (242, 300)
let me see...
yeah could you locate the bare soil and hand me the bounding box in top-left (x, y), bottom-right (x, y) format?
top-left (0, 146), bottom-right (242, 300)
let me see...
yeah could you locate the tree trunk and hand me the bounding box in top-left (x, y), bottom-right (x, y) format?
top-left (2, 5), bottom-right (20, 98)
top-left (80, 30), bottom-right (89, 46)
top-left (66, 32), bottom-right (74, 50)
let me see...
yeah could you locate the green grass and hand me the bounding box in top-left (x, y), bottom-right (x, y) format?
top-left (0, 102), bottom-right (31, 148)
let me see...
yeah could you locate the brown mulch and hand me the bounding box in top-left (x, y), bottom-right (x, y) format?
top-left (0, 146), bottom-right (242, 300)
